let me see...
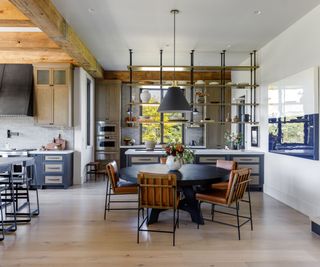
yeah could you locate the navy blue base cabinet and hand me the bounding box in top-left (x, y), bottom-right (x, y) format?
top-left (31, 152), bottom-right (73, 189)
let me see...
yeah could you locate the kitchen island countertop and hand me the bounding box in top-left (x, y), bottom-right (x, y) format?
top-left (125, 148), bottom-right (264, 155)
top-left (28, 150), bottom-right (74, 155)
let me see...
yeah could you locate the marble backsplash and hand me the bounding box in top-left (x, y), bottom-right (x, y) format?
top-left (0, 117), bottom-right (74, 150)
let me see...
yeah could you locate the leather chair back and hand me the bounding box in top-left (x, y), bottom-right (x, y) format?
top-left (106, 161), bottom-right (119, 191)
top-left (137, 172), bottom-right (178, 209)
top-left (216, 160), bottom-right (237, 171)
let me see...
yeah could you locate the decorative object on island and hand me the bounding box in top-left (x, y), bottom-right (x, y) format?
top-left (140, 89), bottom-right (151, 103)
top-left (224, 131), bottom-right (243, 150)
top-left (145, 135), bottom-right (157, 150)
top-left (164, 143), bottom-right (194, 170)
top-left (157, 10), bottom-right (191, 113)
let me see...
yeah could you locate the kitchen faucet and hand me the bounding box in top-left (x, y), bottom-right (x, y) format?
top-left (7, 130), bottom-right (19, 138)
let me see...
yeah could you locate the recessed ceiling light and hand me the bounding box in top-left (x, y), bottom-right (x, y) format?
top-left (88, 8), bottom-right (95, 13)
top-left (254, 10), bottom-right (262, 15)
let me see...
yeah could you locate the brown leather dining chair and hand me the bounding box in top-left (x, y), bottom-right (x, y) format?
top-left (104, 161), bottom-right (138, 220)
top-left (196, 168), bottom-right (253, 240)
top-left (137, 172), bottom-right (180, 246)
top-left (211, 160), bottom-right (237, 190)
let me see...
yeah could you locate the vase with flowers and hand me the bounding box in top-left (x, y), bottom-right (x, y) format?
top-left (164, 143), bottom-right (194, 170)
top-left (224, 131), bottom-right (243, 150)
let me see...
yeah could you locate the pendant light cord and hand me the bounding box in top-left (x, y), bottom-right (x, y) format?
top-left (173, 10), bottom-right (176, 82)
top-left (171, 9), bottom-right (179, 83)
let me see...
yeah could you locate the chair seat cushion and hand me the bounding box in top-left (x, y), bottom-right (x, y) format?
top-left (196, 189), bottom-right (228, 205)
top-left (114, 179), bottom-right (138, 194)
top-left (211, 181), bottom-right (229, 190)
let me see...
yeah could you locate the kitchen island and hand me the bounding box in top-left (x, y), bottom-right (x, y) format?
top-left (125, 149), bottom-right (264, 191)
top-left (29, 150), bottom-right (74, 189)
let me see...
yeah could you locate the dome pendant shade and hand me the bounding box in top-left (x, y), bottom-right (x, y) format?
top-left (157, 86), bottom-right (191, 113)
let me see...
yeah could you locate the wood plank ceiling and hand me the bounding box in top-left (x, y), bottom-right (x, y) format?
top-left (0, 0), bottom-right (103, 78)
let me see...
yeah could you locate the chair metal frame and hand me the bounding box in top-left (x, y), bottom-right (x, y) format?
top-left (0, 163), bottom-right (17, 240)
top-left (4, 160), bottom-right (40, 223)
top-left (198, 168), bottom-right (253, 240)
top-left (104, 161), bottom-right (138, 220)
top-left (137, 172), bottom-right (179, 246)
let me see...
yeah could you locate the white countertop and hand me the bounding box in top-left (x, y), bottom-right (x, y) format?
top-left (120, 145), bottom-right (206, 149)
top-left (28, 150), bottom-right (74, 155)
top-left (194, 149), bottom-right (264, 155)
top-left (125, 149), bottom-right (264, 155)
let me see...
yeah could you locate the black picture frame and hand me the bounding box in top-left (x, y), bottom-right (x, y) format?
top-left (251, 126), bottom-right (259, 147)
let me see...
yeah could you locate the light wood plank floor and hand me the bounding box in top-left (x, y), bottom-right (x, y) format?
top-left (1, 181), bottom-right (320, 267)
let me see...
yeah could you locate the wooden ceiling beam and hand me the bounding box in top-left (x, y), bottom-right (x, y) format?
top-left (104, 71), bottom-right (231, 82)
top-left (0, 49), bottom-right (75, 64)
top-left (9, 0), bottom-right (103, 78)
top-left (0, 32), bottom-right (59, 48)
top-left (0, 19), bottom-right (33, 27)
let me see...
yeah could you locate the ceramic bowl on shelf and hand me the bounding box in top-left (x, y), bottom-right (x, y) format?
top-left (209, 81), bottom-right (219, 85)
top-left (195, 80), bottom-right (205, 85)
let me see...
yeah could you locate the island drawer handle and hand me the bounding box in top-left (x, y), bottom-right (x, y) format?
top-left (45, 156), bottom-right (63, 161)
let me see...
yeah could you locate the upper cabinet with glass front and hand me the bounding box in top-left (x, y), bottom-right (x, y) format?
top-left (35, 66), bottom-right (68, 86)
top-left (33, 63), bottom-right (72, 127)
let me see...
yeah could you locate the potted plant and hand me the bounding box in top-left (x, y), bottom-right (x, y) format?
top-left (144, 135), bottom-right (157, 151)
top-left (224, 131), bottom-right (243, 150)
top-left (164, 142), bottom-right (194, 170)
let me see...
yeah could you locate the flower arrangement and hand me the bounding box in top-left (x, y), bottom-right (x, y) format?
top-left (164, 142), bottom-right (194, 163)
top-left (224, 131), bottom-right (243, 149)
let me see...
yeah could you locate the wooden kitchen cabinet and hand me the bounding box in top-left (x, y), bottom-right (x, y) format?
top-left (31, 152), bottom-right (74, 189)
top-left (33, 64), bottom-right (73, 127)
top-left (95, 79), bottom-right (121, 122)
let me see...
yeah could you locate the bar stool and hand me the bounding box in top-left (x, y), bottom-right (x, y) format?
top-left (4, 159), bottom-right (40, 223)
top-left (85, 162), bottom-right (106, 181)
top-left (0, 163), bottom-right (17, 240)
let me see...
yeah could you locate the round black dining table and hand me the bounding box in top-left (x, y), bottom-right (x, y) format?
top-left (119, 164), bottom-right (230, 225)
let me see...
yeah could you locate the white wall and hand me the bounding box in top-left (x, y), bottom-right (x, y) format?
top-left (252, 5), bottom-right (320, 217)
top-left (73, 68), bottom-right (95, 185)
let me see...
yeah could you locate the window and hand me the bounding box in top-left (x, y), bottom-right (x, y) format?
top-left (140, 88), bottom-right (184, 144)
top-left (86, 78), bottom-right (91, 146)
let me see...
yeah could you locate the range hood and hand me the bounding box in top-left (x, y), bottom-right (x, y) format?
top-left (0, 64), bottom-right (33, 116)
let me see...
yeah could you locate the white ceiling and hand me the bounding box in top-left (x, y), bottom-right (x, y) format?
top-left (52, 0), bottom-right (320, 70)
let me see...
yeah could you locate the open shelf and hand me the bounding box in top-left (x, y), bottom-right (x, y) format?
top-left (192, 102), bottom-right (259, 106)
top-left (199, 121), bottom-right (259, 125)
top-left (127, 65), bottom-right (259, 72)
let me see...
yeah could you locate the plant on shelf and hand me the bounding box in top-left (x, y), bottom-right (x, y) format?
top-left (224, 131), bottom-right (243, 150)
top-left (164, 143), bottom-right (194, 170)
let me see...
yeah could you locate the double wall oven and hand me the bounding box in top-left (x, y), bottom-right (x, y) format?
top-left (96, 121), bottom-right (119, 161)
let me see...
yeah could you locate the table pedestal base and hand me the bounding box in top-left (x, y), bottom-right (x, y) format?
top-left (146, 186), bottom-right (204, 225)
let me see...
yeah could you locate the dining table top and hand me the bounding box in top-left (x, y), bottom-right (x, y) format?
top-left (119, 163), bottom-right (230, 187)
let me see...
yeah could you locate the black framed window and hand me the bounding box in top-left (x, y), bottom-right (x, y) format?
top-left (140, 88), bottom-right (184, 144)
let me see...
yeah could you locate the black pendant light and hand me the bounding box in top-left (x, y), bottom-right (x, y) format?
top-left (157, 9), bottom-right (191, 113)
